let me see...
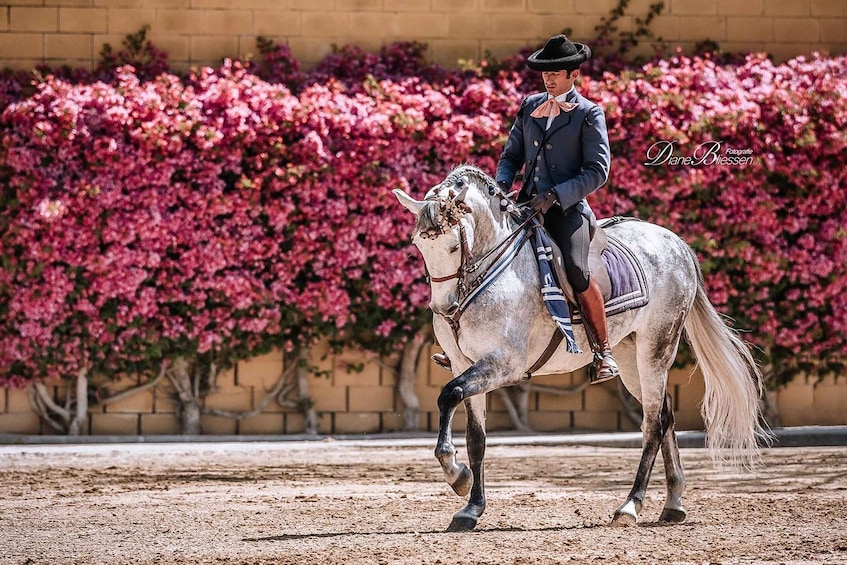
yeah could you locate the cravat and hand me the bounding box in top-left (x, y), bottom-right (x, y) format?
top-left (529, 98), bottom-right (578, 119)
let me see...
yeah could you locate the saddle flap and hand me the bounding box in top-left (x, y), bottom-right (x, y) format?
top-left (547, 225), bottom-right (612, 305)
top-left (588, 227), bottom-right (612, 300)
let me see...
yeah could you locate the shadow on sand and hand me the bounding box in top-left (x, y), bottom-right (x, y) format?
top-left (243, 523), bottom-right (609, 542)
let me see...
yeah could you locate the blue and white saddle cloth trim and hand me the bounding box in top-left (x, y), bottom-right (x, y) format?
top-left (532, 219), bottom-right (582, 354)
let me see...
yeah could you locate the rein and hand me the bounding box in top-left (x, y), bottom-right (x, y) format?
top-left (417, 168), bottom-right (565, 377)
top-left (435, 209), bottom-right (539, 335)
top-left (432, 207), bottom-right (565, 378)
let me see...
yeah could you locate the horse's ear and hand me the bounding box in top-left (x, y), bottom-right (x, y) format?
top-left (455, 183), bottom-right (470, 203)
top-left (392, 189), bottom-right (425, 215)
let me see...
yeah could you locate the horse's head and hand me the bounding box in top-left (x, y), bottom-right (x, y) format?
top-left (393, 165), bottom-right (516, 316)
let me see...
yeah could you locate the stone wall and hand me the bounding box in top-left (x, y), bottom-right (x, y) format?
top-left (1, 342), bottom-right (845, 435)
top-left (1, 0), bottom-right (845, 72)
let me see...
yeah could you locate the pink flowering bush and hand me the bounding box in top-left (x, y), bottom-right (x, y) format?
top-left (0, 64), bottom-right (305, 385)
top-left (1, 37), bottom-right (845, 389)
top-left (586, 51), bottom-right (847, 383)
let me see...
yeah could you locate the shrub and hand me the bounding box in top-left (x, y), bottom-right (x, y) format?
top-left (1, 38), bottom-right (844, 389)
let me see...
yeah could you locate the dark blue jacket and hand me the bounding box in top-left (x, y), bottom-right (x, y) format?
top-left (495, 88), bottom-right (611, 218)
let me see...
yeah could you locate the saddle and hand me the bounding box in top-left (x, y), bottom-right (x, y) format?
top-left (543, 216), bottom-right (649, 317)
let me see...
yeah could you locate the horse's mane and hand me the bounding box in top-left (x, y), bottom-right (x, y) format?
top-left (442, 164), bottom-right (497, 194)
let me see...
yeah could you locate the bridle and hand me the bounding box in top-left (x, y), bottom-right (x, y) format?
top-left (418, 172), bottom-right (539, 334)
top-left (426, 212), bottom-right (537, 295)
top-left (413, 167), bottom-right (566, 378)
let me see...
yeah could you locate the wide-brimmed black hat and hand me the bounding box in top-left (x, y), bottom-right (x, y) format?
top-left (526, 34), bottom-right (591, 71)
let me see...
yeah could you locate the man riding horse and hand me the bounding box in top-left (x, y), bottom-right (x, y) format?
top-left (434, 34), bottom-right (619, 384)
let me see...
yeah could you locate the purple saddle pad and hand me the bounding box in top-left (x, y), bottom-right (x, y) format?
top-left (601, 234), bottom-right (649, 317)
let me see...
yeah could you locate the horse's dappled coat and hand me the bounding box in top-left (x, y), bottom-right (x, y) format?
top-left (393, 164), bottom-right (770, 531)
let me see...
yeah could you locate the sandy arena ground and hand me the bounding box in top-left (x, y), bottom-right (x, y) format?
top-left (0, 437), bottom-right (845, 564)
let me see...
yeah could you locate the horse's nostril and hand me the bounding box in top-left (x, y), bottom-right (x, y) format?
top-left (445, 302), bottom-right (460, 316)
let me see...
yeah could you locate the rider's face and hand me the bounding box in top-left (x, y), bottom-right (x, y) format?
top-left (542, 69), bottom-right (579, 97)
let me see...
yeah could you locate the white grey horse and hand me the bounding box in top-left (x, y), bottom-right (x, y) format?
top-left (393, 164), bottom-right (770, 531)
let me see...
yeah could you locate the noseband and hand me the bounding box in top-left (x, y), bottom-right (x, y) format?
top-left (418, 177), bottom-right (537, 335)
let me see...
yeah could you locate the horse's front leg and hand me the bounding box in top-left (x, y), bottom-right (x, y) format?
top-left (447, 394), bottom-right (487, 532)
top-left (435, 356), bottom-right (512, 502)
top-left (434, 381), bottom-right (472, 497)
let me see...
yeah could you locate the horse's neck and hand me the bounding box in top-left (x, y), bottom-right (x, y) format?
top-left (471, 209), bottom-right (535, 278)
top-left (472, 208), bottom-right (511, 253)
top-left (475, 204), bottom-right (517, 246)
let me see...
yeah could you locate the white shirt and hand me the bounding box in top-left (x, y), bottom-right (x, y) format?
top-left (546, 86), bottom-right (575, 130)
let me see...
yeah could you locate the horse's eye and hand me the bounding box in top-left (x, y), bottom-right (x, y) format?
top-left (449, 243), bottom-right (460, 254)
top-left (455, 178), bottom-right (464, 188)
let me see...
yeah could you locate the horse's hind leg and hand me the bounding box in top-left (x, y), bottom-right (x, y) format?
top-left (612, 384), bottom-right (670, 526)
top-left (616, 390), bottom-right (687, 524)
top-left (447, 394), bottom-right (487, 532)
top-left (658, 394), bottom-right (686, 523)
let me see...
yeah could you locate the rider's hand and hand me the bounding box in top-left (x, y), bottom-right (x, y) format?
top-left (529, 191), bottom-right (558, 215)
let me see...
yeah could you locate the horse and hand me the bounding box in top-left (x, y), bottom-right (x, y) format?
top-left (392, 164), bottom-right (771, 531)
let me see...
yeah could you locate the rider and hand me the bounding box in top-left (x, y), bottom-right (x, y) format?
top-left (496, 34), bottom-right (618, 384)
top-left (431, 34), bottom-right (619, 384)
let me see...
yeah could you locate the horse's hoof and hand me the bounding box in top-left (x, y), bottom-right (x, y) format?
top-left (658, 507), bottom-right (686, 523)
top-left (448, 464), bottom-right (473, 497)
top-left (611, 511), bottom-right (638, 527)
top-left (446, 515), bottom-right (478, 532)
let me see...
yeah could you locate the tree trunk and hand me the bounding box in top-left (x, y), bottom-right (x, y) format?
top-left (169, 357), bottom-right (202, 435)
top-left (297, 348), bottom-right (318, 435)
top-left (67, 369), bottom-right (89, 436)
top-left (28, 367), bottom-right (89, 435)
top-left (398, 329), bottom-right (428, 431)
top-left (758, 359), bottom-right (782, 429)
top-left (180, 402), bottom-right (202, 435)
top-left (762, 389), bottom-right (782, 428)
top-left (496, 386), bottom-right (532, 432)
top-left (617, 378), bottom-right (643, 429)
top-left (514, 381), bottom-right (531, 426)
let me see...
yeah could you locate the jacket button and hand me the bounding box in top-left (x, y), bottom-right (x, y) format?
top-left (551, 164), bottom-right (557, 169)
top-left (533, 140), bottom-right (539, 147)
top-left (534, 176), bottom-right (540, 182)
top-left (546, 144), bottom-right (553, 150)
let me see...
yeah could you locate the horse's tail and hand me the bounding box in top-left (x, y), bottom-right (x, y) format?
top-left (684, 250), bottom-right (772, 468)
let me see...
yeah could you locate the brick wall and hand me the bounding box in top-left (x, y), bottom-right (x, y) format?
top-left (2, 343), bottom-right (845, 435)
top-left (1, 0), bottom-right (845, 72)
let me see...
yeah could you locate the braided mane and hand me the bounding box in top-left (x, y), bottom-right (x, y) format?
top-left (413, 165), bottom-right (508, 238)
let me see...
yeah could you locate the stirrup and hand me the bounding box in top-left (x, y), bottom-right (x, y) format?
top-left (589, 351), bottom-right (619, 384)
top-left (431, 353), bottom-right (452, 371)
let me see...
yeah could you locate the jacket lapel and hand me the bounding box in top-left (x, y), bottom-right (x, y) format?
top-left (530, 96), bottom-right (549, 135)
